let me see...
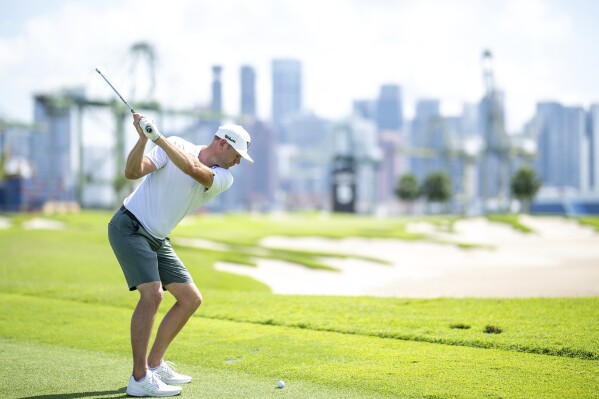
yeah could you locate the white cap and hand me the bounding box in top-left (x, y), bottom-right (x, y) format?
top-left (215, 124), bottom-right (254, 163)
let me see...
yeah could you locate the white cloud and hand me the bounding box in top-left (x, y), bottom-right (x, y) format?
top-left (500, 0), bottom-right (572, 42)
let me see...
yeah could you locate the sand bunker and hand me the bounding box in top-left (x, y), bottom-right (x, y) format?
top-left (214, 217), bottom-right (599, 298)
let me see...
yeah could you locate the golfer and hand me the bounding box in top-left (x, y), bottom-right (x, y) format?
top-left (108, 113), bottom-right (253, 397)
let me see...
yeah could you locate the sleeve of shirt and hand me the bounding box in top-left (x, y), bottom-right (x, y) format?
top-left (206, 166), bottom-right (234, 194)
top-left (145, 142), bottom-right (169, 170)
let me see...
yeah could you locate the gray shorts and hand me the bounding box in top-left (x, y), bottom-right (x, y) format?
top-left (108, 206), bottom-right (193, 291)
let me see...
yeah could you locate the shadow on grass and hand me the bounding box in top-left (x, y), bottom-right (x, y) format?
top-left (18, 388), bottom-right (127, 399)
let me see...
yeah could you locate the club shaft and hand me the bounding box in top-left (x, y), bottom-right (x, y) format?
top-left (95, 68), bottom-right (135, 113)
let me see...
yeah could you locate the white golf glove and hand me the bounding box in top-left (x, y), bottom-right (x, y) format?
top-left (139, 118), bottom-right (162, 142)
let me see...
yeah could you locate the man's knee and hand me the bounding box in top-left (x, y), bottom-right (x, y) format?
top-left (183, 290), bottom-right (202, 312)
top-left (192, 291), bottom-right (203, 310)
top-left (177, 287), bottom-right (202, 313)
top-left (169, 283), bottom-right (202, 312)
top-left (138, 282), bottom-right (164, 308)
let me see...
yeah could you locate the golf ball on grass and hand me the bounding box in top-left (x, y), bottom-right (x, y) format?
top-left (277, 380), bottom-right (285, 389)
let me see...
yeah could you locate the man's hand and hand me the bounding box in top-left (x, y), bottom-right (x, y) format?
top-left (140, 118), bottom-right (162, 142)
top-left (132, 113), bottom-right (148, 142)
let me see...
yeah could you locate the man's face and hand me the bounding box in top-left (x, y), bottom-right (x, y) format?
top-left (220, 142), bottom-right (242, 169)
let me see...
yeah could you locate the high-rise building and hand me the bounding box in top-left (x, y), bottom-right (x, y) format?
top-left (566, 106), bottom-right (589, 192)
top-left (376, 130), bottom-right (400, 205)
top-left (460, 103), bottom-right (479, 135)
top-left (415, 99), bottom-right (440, 122)
top-left (376, 84), bottom-right (403, 131)
top-left (272, 59), bottom-right (301, 141)
top-left (334, 116), bottom-right (381, 213)
top-left (589, 104), bottom-right (599, 192)
top-left (409, 99), bottom-right (443, 183)
top-left (443, 115), bottom-right (466, 201)
top-left (277, 111), bottom-right (332, 209)
top-left (240, 65), bottom-right (256, 118)
top-left (211, 65), bottom-right (222, 115)
top-left (535, 102), bottom-right (588, 191)
top-left (29, 93), bottom-right (79, 206)
top-left (238, 120), bottom-right (277, 210)
top-left (477, 90), bottom-right (508, 204)
top-left (206, 65), bottom-right (224, 150)
top-left (352, 99), bottom-right (376, 121)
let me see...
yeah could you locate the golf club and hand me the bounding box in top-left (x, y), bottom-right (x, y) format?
top-left (95, 67), bottom-right (135, 113)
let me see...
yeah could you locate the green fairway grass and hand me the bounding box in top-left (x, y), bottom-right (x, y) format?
top-left (486, 214), bottom-right (534, 233)
top-left (578, 216), bottom-right (599, 232)
top-left (2, 338), bottom-right (396, 399)
top-left (1, 211), bottom-right (598, 398)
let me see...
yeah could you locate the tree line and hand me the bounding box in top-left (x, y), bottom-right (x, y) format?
top-left (396, 167), bottom-right (541, 213)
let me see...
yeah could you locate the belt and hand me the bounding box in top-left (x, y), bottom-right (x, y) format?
top-left (120, 205), bottom-right (140, 224)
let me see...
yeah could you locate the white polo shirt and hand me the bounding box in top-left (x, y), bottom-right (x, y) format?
top-left (123, 136), bottom-right (233, 239)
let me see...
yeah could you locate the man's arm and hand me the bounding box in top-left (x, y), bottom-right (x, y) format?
top-left (152, 135), bottom-right (214, 188)
top-left (124, 138), bottom-right (157, 179)
top-left (124, 114), bottom-right (157, 180)
top-left (137, 114), bottom-right (214, 188)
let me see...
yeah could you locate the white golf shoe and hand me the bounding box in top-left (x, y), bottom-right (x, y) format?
top-left (150, 361), bottom-right (192, 385)
top-left (126, 370), bottom-right (182, 397)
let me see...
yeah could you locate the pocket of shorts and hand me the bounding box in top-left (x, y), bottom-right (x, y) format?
top-left (110, 213), bottom-right (139, 234)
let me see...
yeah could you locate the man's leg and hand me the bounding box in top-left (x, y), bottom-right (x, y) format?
top-left (147, 282), bottom-right (202, 368)
top-left (131, 281), bottom-right (164, 381)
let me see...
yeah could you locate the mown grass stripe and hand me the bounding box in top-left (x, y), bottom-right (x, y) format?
top-left (1, 338), bottom-right (394, 399)
top-left (195, 314), bottom-right (599, 361)
top-left (5, 291), bottom-right (597, 361)
top-left (2, 294), bottom-right (598, 399)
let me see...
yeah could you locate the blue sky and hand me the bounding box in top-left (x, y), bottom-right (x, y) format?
top-left (1, 0), bottom-right (598, 132)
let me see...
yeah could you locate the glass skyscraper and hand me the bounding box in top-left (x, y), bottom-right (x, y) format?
top-left (272, 59), bottom-right (302, 141)
top-left (588, 104), bottom-right (599, 191)
top-left (211, 65), bottom-right (222, 114)
top-left (376, 84), bottom-right (403, 131)
top-left (240, 65), bottom-right (256, 118)
top-left (535, 102), bottom-right (588, 191)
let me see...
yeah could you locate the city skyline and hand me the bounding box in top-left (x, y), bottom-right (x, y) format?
top-left (1, 0), bottom-right (599, 133)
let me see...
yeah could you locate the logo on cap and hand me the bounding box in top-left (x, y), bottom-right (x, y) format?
top-left (225, 134), bottom-right (236, 143)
